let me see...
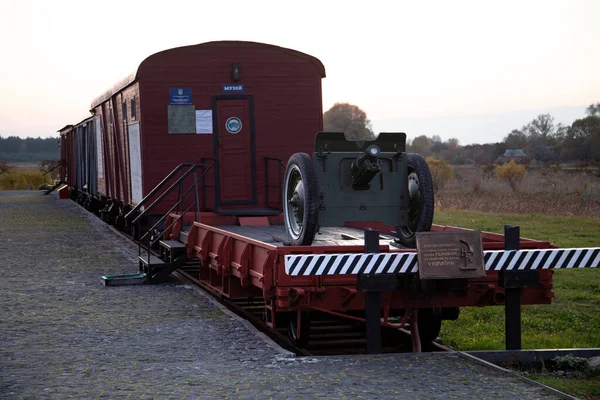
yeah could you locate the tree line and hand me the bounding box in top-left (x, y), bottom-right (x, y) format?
top-left (324, 102), bottom-right (600, 164)
top-left (0, 136), bottom-right (60, 162)
top-left (2, 102), bottom-right (599, 165)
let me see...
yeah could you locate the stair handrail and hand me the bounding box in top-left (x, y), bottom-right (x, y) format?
top-left (265, 157), bottom-right (286, 211)
top-left (136, 162), bottom-right (216, 273)
top-left (200, 158), bottom-right (216, 212)
top-left (138, 166), bottom-right (209, 245)
top-left (130, 164), bottom-right (198, 225)
top-left (146, 201), bottom-right (197, 248)
top-left (125, 163), bottom-right (194, 223)
top-left (42, 163), bottom-right (61, 177)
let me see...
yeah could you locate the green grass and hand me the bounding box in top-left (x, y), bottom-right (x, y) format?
top-left (526, 375), bottom-right (600, 400)
top-left (0, 170), bottom-right (51, 190)
top-left (434, 210), bottom-right (600, 398)
top-left (434, 209), bottom-right (600, 248)
top-left (434, 210), bottom-right (600, 350)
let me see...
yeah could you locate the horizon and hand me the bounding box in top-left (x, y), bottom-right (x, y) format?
top-left (1, 0), bottom-right (597, 146)
top-left (1, 104), bottom-right (590, 147)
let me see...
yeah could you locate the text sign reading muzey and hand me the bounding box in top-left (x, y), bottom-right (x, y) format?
top-left (222, 84), bottom-right (244, 93)
top-left (416, 231), bottom-right (485, 279)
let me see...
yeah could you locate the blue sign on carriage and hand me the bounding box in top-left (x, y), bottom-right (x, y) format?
top-left (222, 84), bottom-right (244, 93)
top-left (169, 88), bottom-right (192, 105)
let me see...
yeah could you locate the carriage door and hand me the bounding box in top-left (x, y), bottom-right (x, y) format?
top-left (214, 96), bottom-right (256, 206)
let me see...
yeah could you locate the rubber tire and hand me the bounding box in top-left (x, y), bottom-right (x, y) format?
top-left (283, 152), bottom-right (320, 246)
top-left (397, 153), bottom-right (435, 248)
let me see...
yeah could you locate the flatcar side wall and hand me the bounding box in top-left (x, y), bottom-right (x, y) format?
top-left (137, 45), bottom-right (323, 213)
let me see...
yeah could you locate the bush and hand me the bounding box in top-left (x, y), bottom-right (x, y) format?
top-left (426, 157), bottom-right (454, 192)
top-left (0, 160), bottom-right (13, 174)
top-left (495, 160), bottom-right (527, 193)
top-left (0, 170), bottom-right (51, 190)
top-left (477, 163), bottom-right (496, 183)
top-left (553, 354), bottom-right (589, 372)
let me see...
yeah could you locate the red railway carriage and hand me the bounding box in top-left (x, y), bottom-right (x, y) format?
top-left (58, 124), bottom-right (73, 184)
top-left (63, 41), bottom-right (325, 226)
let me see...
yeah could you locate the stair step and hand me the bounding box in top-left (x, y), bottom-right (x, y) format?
top-left (179, 226), bottom-right (192, 244)
top-left (160, 240), bottom-right (186, 250)
top-left (138, 255), bottom-right (165, 266)
top-left (310, 332), bottom-right (365, 341)
top-left (238, 216), bottom-right (270, 226)
top-left (101, 272), bottom-right (147, 286)
top-left (308, 338), bottom-right (366, 348)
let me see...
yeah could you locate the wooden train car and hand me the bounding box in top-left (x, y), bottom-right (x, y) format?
top-left (59, 116), bottom-right (98, 208)
top-left (62, 41), bottom-right (325, 226)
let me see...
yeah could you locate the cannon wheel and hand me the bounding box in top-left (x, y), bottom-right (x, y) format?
top-left (283, 152), bottom-right (320, 246)
top-left (397, 153), bottom-right (434, 247)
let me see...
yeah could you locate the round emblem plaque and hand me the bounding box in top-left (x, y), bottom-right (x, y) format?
top-left (225, 117), bottom-right (242, 134)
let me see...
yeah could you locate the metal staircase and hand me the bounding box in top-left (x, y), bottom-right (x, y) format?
top-left (43, 181), bottom-right (65, 195)
top-left (102, 162), bottom-right (213, 285)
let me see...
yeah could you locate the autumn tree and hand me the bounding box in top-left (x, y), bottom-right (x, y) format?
top-left (586, 103), bottom-right (600, 117)
top-left (323, 102), bottom-right (374, 140)
top-left (408, 135), bottom-right (432, 157)
top-left (523, 114), bottom-right (566, 161)
top-left (496, 160), bottom-right (527, 193)
top-left (523, 114), bottom-right (565, 143)
top-left (503, 129), bottom-right (527, 149)
top-left (447, 138), bottom-right (460, 149)
top-left (426, 157), bottom-right (453, 192)
top-left (562, 114), bottom-right (600, 161)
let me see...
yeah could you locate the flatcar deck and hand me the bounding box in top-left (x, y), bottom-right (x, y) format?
top-left (214, 224), bottom-right (399, 247)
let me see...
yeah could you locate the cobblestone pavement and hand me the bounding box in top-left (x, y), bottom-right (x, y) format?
top-left (0, 191), bottom-right (563, 399)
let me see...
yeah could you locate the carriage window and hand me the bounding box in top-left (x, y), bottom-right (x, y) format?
top-left (131, 97), bottom-right (136, 120)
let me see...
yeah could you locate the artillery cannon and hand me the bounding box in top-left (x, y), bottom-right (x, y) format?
top-left (351, 145), bottom-right (383, 189)
top-left (283, 132), bottom-right (435, 247)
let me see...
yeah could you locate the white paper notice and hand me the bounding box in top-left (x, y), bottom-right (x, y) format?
top-left (128, 123), bottom-right (143, 204)
top-left (195, 110), bottom-right (213, 134)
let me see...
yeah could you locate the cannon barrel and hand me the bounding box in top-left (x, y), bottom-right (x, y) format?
top-left (351, 145), bottom-right (382, 189)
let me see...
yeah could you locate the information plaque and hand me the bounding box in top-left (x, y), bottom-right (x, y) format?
top-left (416, 231), bottom-right (485, 279)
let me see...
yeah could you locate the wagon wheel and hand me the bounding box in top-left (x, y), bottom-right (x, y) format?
top-left (283, 153), bottom-right (320, 246)
top-left (288, 311), bottom-right (311, 348)
top-left (397, 153), bottom-right (434, 248)
top-left (417, 308), bottom-right (443, 351)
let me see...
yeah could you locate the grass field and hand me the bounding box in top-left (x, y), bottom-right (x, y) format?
top-left (0, 162), bottom-right (54, 190)
top-left (434, 207), bottom-right (600, 398)
top-left (435, 210), bottom-right (600, 350)
top-left (527, 375), bottom-right (600, 399)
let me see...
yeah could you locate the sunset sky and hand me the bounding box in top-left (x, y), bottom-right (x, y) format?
top-left (0, 0), bottom-right (597, 145)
